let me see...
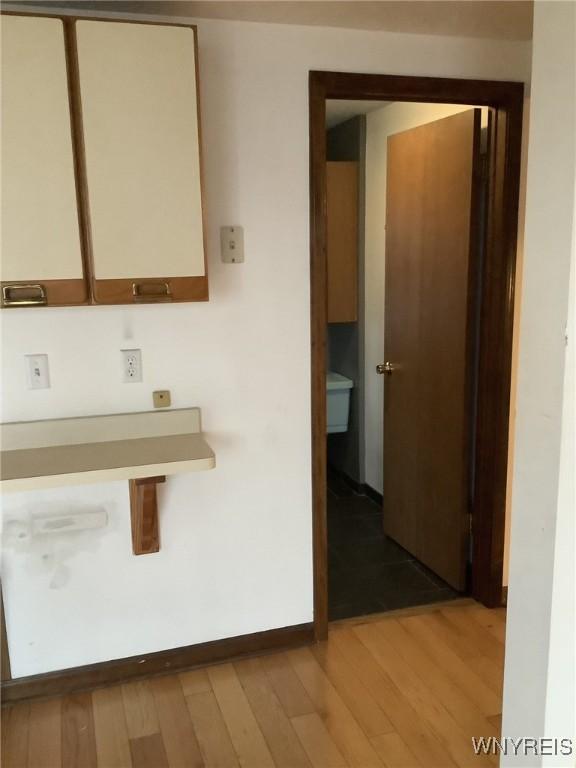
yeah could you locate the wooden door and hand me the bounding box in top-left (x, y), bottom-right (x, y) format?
top-left (383, 110), bottom-right (482, 590)
top-left (75, 20), bottom-right (207, 304)
top-left (327, 162), bottom-right (358, 323)
top-left (1, 15), bottom-right (86, 307)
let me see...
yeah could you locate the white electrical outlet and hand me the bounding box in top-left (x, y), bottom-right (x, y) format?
top-left (25, 354), bottom-right (50, 389)
top-left (121, 349), bottom-right (142, 383)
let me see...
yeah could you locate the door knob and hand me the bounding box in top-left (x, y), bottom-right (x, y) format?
top-left (376, 362), bottom-right (395, 375)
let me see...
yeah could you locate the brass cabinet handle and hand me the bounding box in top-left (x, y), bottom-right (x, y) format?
top-left (132, 281), bottom-right (172, 302)
top-left (2, 284), bottom-right (47, 306)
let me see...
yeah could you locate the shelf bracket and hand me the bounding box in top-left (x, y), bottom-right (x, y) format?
top-left (129, 475), bottom-right (166, 555)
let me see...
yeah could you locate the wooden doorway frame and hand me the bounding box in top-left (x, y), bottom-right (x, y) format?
top-left (310, 71), bottom-right (524, 641)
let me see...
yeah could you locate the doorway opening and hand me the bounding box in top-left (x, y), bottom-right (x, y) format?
top-left (310, 73), bottom-right (524, 640)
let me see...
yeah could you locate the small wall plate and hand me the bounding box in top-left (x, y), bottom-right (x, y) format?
top-left (220, 226), bottom-right (244, 263)
top-left (153, 390), bottom-right (171, 408)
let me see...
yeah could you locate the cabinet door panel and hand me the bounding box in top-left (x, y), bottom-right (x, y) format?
top-left (76, 21), bottom-right (207, 303)
top-left (1, 15), bottom-right (86, 307)
top-left (327, 162), bottom-right (358, 323)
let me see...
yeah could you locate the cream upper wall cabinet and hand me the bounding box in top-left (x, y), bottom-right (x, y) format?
top-left (1, 15), bottom-right (86, 307)
top-left (76, 21), bottom-right (208, 304)
top-left (1, 15), bottom-right (207, 308)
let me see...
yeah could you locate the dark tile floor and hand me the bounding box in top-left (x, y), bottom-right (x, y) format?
top-left (328, 474), bottom-right (460, 621)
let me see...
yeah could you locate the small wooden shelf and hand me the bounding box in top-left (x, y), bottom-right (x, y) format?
top-left (0, 432), bottom-right (214, 493)
top-left (0, 408), bottom-right (215, 555)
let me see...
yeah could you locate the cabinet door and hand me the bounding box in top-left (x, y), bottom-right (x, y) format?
top-left (327, 162), bottom-right (358, 323)
top-left (1, 15), bottom-right (86, 307)
top-left (76, 21), bottom-right (207, 304)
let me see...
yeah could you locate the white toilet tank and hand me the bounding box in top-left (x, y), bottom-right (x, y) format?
top-left (327, 371), bottom-right (354, 433)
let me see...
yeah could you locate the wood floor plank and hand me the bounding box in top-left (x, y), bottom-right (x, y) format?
top-left (130, 733), bottom-right (169, 768)
top-left (376, 618), bottom-right (498, 741)
top-left (28, 697), bottom-right (62, 768)
top-left (291, 713), bottom-right (348, 768)
top-left (487, 714), bottom-right (502, 734)
top-left (400, 614), bottom-right (502, 718)
top-left (122, 680), bottom-right (160, 739)
top-left (287, 646), bottom-right (384, 768)
top-left (465, 606), bottom-right (506, 645)
top-left (234, 656), bottom-right (312, 768)
top-left (207, 662), bottom-right (275, 768)
top-left (179, 669), bottom-right (211, 697)
top-left (492, 608), bottom-right (507, 624)
top-left (331, 627), bottom-right (454, 768)
top-left (92, 685), bottom-right (133, 768)
top-left (466, 656), bottom-right (504, 697)
top-left (62, 692), bottom-right (98, 768)
top-left (260, 651), bottom-right (316, 718)
top-left (1, 703), bottom-right (30, 768)
top-left (354, 622), bottom-right (491, 768)
top-left (370, 732), bottom-right (420, 768)
top-left (312, 640), bottom-right (394, 738)
top-left (149, 674), bottom-right (204, 768)
top-left (185, 690), bottom-right (239, 768)
top-left (423, 612), bottom-right (478, 662)
top-left (441, 609), bottom-right (504, 667)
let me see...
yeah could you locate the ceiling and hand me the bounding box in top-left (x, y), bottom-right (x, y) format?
top-left (326, 100), bottom-right (388, 129)
top-left (9, 1), bottom-right (534, 41)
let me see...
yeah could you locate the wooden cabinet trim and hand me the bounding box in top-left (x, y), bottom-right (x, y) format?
top-left (1, 279), bottom-right (88, 308)
top-left (93, 276), bottom-right (209, 305)
top-left (64, 18), bottom-right (95, 305)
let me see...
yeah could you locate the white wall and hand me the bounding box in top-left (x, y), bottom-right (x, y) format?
top-left (0, 8), bottom-right (531, 677)
top-left (543, 195), bottom-right (575, 766)
top-left (364, 101), bottom-right (477, 494)
top-left (502, 1), bottom-right (576, 764)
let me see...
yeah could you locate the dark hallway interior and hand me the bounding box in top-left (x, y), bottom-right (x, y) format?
top-left (328, 472), bottom-right (460, 621)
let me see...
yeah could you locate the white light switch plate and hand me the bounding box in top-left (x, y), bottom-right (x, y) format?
top-left (25, 354), bottom-right (50, 389)
top-left (221, 226), bottom-right (244, 263)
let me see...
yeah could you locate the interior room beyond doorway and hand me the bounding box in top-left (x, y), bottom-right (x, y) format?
top-left (325, 99), bottom-right (499, 621)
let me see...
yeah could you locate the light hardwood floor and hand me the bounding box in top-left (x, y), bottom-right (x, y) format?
top-left (1, 600), bottom-right (505, 768)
